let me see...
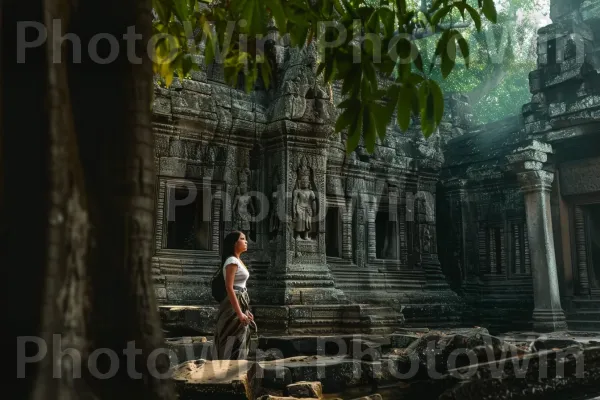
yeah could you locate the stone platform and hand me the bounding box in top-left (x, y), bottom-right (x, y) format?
top-left (168, 327), bottom-right (600, 400)
top-left (160, 304), bottom-right (404, 336)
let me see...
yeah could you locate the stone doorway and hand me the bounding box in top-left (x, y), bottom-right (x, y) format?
top-left (573, 204), bottom-right (600, 295)
top-left (583, 204), bottom-right (600, 291)
top-left (325, 206), bottom-right (342, 258)
top-left (165, 184), bottom-right (212, 251)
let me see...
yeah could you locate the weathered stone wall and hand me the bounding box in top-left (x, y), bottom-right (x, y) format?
top-left (440, 116), bottom-right (535, 333)
top-left (442, 0), bottom-right (600, 333)
top-left (151, 40), bottom-right (469, 334)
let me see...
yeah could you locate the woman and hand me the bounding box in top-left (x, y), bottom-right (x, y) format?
top-left (213, 231), bottom-right (255, 360)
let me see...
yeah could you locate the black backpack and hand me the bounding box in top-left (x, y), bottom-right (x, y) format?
top-left (211, 265), bottom-right (227, 302)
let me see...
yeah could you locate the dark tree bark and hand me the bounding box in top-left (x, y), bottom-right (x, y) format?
top-left (3, 0), bottom-right (174, 398)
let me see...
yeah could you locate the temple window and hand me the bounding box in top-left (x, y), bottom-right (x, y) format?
top-left (326, 206), bottom-right (342, 257)
top-left (165, 182), bottom-right (212, 251)
top-left (376, 210), bottom-right (398, 260)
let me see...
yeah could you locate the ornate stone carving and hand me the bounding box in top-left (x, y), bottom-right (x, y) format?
top-left (232, 168), bottom-right (255, 240)
top-left (269, 169), bottom-right (282, 238)
top-left (292, 159), bottom-right (317, 241)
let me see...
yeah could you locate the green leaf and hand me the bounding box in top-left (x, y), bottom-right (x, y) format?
top-left (397, 85), bottom-right (411, 132)
top-left (316, 62), bottom-right (327, 77)
top-left (378, 8), bottom-right (395, 38)
top-left (456, 33), bottom-right (470, 68)
top-left (441, 35), bottom-right (456, 78)
top-left (182, 54), bottom-right (194, 76)
top-left (265, 0), bottom-right (287, 33)
top-left (172, 0), bottom-right (190, 22)
top-left (336, 108), bottom-right (355, 132)
top-left (363, 60), bottom-right (378, 90)
top-left (153, 0), bottom-right (172, 23)
top-left (428, 79), bottom-right (445, 126)
top-left (260, 60), bottom-right (271, 89)
top-left (338, 98), bottom-right (359, 109)
top-left (363, 106), bottom-right (377, 153)
top-left (372, 102), bottom-right (392, 140)
top-left (464, 4), bottom-right (482, 31)
top-left (482, 0), bottom-right (497, 23)
top-left (414, 52), bottom-right (424, 73)
top-left (346, 108), bottom-right (363, 153)
top-left (333, 0), bottom-right (345, 15)
top-left (431, 5), bottom-right (452, 27)
top-left (419, 83), bottom-right (435, 138)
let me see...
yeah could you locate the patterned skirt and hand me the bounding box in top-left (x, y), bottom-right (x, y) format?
top-left (213, 290), bottom-right (253, 360)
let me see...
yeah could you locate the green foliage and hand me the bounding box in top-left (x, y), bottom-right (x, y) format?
top-left (424, 0), bottom-right (548, 124)
top-left (151, 0), bottom-right (500, 152)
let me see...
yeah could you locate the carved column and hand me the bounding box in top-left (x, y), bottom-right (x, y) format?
top-left (445, 178), bottom-right (469, 283)
top-left (574, 206), bottom-right (590, 295)
top-left (366, 205), bottom-right (377, 262)
top-left (355, 199), bottom-right (366, 268)
top-left (342, 198), bottom-right (353, 260)
top-left (507, 140), bottom-right (567, 332)
top-left (416, 178), bottom-right (450, 290)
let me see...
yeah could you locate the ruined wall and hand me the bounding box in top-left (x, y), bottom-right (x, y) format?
top-left (441, 0), bottom-right (600, 333)
top-left (440, 117), bottom-right (534, 333)
top-left (151, 40), bottom-right (471, 334)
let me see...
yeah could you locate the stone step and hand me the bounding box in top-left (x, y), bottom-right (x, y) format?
top-left (334, 282), bottom-right (425, 291)
top-left (566, 320), bottom-right (600, 332)
top-left (571, 299), bottom-right (600, 310)
top-left (567, 310), bottom-right (600, 321)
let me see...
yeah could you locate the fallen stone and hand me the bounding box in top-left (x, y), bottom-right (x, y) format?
top-left (172, 359), bottom-right (254, 400)
top-left (389, 333), bottom-right (419, 348)
top-left (257, 355), bottom-right (363, 393)
top-left (347, 394), bottom-right (382, 400)
top-left (440, 345), bottom-right (600, 400)
top-left (257, 396), bottom-right (318, 400)
top-left (530, 337), bottom-right (583, 352)
top-left (349, 339), bottom-right (381, 361)
top-left (284, 381), bottom-right (323, 398)
top-left (396, 328), bottom-right (528, 377)
top-left (165, 337), bottom-right (214, 366)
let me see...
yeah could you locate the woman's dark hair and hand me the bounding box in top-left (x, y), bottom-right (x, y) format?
top-left (221, 231), bottom-right (242, 265)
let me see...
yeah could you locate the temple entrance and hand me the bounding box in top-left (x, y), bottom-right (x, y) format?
top-left (166, 185), bottom-right (212, 251)
top-left (326, 206), bottom-right (342, 257)
top-left (376, 210), bottom-right (398, 260)
top-left (585, 204), bottom-right (600, 290)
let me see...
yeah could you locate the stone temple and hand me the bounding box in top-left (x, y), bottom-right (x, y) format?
top-left (152, 0), bottom-right (600, 336)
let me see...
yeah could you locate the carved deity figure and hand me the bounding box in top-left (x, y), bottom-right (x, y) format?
top-left (233, 170), bottom-right (255, 240)
top-left (422, 225), bottom-right (432, 254)
top-left (293, 162), bottom-right (316, 240)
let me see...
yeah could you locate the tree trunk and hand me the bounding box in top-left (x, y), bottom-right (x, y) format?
top-left (3, 0), bottom-right (174, 398)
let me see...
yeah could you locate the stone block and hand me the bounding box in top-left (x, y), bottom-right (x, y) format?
top-left (212, 85), bottom-right (232, 108)
top-left (181, 79), bottom-right (212, 95)
top-left (347, 395), bottom-right (382, 400)
top-left (159, 157), bottom-right (187, 177)
top-left (172, 359), bottom-right (253, 400)
top-left (349, 339), bottom-right (381, 362)
top-left (165, 337), bottom-right (214, 365)
top-left (257, 356), bottom-right (363, 393)
top-left (284, 381), bottom-right (323, 398)
top-left (389, 334), bottom-right (420, 349)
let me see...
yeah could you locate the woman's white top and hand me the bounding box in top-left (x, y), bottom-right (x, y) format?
top-left (222, 256), bottom-right (250, 289)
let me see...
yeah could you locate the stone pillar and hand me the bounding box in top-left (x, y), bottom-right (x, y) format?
top-left (366, 206), bottom-right (377, 262)
top-left (507, 140), bottom-right (568, 332)
top-left (342, 198), bottom-right (353, 260)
